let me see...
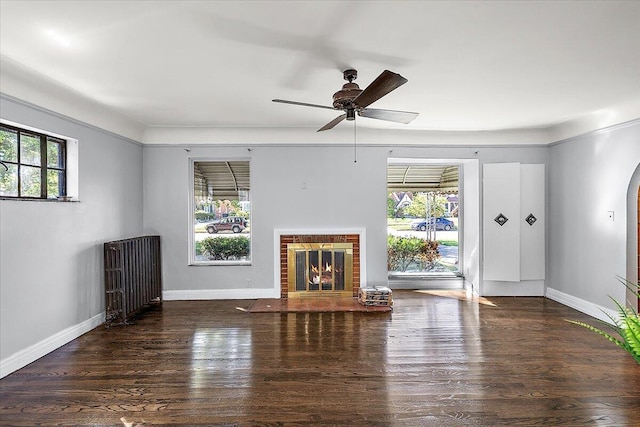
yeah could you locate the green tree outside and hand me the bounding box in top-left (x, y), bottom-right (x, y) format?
top-left (403, 192), bottom-right (447, 218)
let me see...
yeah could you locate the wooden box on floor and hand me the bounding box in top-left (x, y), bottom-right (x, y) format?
top-left (358, 286), bottom-right (393, 307)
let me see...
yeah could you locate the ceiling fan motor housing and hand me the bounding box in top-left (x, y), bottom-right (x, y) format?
top-left (333, 82), bottom-right (362, 110)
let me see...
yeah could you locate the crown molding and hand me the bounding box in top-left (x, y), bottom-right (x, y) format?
top-left (547, 98), bottom-right (640, 143)
top-left (141, 126), bottom-right (551, 146)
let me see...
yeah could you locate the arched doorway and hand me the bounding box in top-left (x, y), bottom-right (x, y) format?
top-left (627, 162), bottom-right (640, 312)
top-left (626, 163), bottom-right (640, 310)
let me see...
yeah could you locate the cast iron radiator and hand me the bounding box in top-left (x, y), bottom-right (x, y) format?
top-left (104, 235), bottom-right (162, 326)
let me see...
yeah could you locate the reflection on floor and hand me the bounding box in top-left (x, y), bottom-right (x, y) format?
top-left (249, 289), bottom-right (492, 313)
top-left (249, 297), bottom-right (393, 313)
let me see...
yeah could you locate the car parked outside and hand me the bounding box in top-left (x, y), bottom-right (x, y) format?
top-left (411, 217), bottom-right (455, 231)
top-left (206, 216), bottom-right (247, 234)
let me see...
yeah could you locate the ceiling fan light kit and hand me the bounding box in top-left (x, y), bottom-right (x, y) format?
top-left (273, 68), bottom-right (419, 132)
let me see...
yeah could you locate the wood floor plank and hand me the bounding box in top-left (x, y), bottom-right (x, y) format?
top-left (1, 291), bottom-right (638, 426)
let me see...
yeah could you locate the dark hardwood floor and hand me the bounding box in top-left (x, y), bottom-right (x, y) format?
top-left (1, 290), bottom-right (638, 426)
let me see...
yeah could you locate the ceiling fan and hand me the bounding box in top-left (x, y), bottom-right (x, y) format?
top-left (273, 69), bottom-right (419, 132)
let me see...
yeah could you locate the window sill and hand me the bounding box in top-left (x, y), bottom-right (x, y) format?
top-left (189, 261), bottom-right (251, 267)
top-left (0, 197), bottom-right (80, 202)
top-left (388, 271), bottom-right (463, 279)
top-left (388, 273), bottom-right (464, 290)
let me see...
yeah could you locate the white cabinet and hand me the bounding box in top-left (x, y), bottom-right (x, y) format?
top-left (483, 163), bottom-right (545, 283)
top-left (519, 164), bottom-right (545, 280)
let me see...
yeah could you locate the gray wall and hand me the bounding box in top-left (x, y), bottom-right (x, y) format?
top-left (143, 143), bottom-right (548, 296)
top-left (548, 121), bottom-right (640, 308)
top-left (0, 97), bottom-right (144, 365)
top-left (143, 145), bottom-right (391, 294)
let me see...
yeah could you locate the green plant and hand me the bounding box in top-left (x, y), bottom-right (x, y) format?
top-left (387, 235), bottom-right (440, 272)
top-left (194, 210), bottom-right (215, 222)
top-left (200, 236), bottom-right (250, 260)
top-left (566, 277), bottom-right (640, 365)
top-left (436, 239), bottom-right (458, 246)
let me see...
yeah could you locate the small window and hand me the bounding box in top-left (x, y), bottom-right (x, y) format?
top-left (0, 124), bottom-right (67, 199)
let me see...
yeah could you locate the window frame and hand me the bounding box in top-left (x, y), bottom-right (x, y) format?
top-left (386, 159), bottom-right (463, 278)
top-left (188, 158), bottom-right (252, 266)
top-left (0, 123), bottom-right (67, 200)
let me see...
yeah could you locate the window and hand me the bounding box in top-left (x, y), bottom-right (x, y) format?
top-left (190, 160), bottom-right (251, 264)
top-left (0, 124), bottom-right (66, 199)
top-left (387, 160), bottom-right (461, 276)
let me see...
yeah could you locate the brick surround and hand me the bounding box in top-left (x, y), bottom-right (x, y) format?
top-left (280, 234), bottom-right (360, 299)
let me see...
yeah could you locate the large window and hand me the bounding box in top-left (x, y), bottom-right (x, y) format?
top-left (387, 161), bottom-right (461, 276)
top-left (0, 124), bottom-right (66, 199)
top-left (191, 160), bottom-right (251, 265)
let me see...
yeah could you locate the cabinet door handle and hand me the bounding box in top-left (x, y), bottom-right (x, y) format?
top-left (494, 213), bottom-right (509, 226)
top-left (525, 213), bottom-right (537, 226)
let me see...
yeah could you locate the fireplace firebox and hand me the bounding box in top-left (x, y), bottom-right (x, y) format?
top-left (279, 233), bottom-right (360, 298)
top-left (287, 243), bottom-right (353, 295)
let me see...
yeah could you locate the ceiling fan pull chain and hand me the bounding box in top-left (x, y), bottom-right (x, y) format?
top-left (353, 120), bottom-right (358, 163)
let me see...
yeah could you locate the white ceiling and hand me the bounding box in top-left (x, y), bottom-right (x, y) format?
top-left (1, 0), bottom-right (639, 139)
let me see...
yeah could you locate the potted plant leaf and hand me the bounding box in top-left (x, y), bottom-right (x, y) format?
top-left (566, 277), bottom-right (640, 365)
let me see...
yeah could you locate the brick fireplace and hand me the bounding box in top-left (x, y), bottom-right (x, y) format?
top-left (276, 230), bottom-right (363, 299)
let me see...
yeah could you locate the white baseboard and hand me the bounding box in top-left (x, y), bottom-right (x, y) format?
top-left (1, 312), bottom-right (105, 379)
top-left (163, 288), bottom-right (279, 300)
top-left (481, 280), bottom-right (545, 296)
top-left (546, 287), bottom-right (619, 323)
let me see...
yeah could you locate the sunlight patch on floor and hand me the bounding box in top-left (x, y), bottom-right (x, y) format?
top-left (415, 289), bottom-right (497, 306)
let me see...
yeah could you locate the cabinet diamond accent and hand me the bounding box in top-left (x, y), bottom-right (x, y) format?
top-left (494, 213), bottom-right (508, 226)
top-left (525, 213), bottom-right (537, 226)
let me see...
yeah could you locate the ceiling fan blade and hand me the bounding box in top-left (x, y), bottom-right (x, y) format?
top-left (352, 70), bottom-right (408, 109)
top-left (317, 114), bottom-right (347, 132)
top-left (273, 99), bottom-right (336, 111)
top-left (358, 108), bottom-right (419, 124)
